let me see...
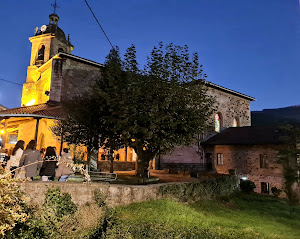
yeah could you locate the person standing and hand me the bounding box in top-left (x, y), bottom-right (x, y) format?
top-left (40, 146), bottom-right (58, 181)
top-left (6, 140), bottom-right (25, 177)
top-left (19, 140), bottom-right (42, 180)
top-left (56, 148), bottom-right (74, 182)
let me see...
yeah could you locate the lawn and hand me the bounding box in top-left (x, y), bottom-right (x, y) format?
top-left (111, 194), bottom-right (300, 239)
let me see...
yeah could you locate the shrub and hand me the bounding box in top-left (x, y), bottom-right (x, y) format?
top-left (240, 180), bottom-right (256, 194)
top-left (0, 167), bottom-right (30, 236)
top-left (94, 189), bottom-right (106, 208)
top-left (158, 176), bottom-right (239, 202)
top-left (43, 188), bottom-right (77, 218)
top-left (271, 187), bottom-right (282, 197)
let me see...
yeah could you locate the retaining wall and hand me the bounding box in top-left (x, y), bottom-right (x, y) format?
top-left (18, 176), bottom-right (239, 206)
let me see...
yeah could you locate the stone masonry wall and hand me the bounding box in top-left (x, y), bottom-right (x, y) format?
top-left (50, 58), bottom-right (102, 103)
top-left (207, 87), bottom-right (251, 128)
top-left (160, 86), bottom-right (252, 166)
top-left (18, 176), bottom-right (238, 206)
top-left (206, 144), bottom-right (285, 194)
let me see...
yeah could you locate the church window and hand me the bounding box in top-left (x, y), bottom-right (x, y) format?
top-left (217, 153), bottom-right (223, 165)
top-left (215, 113), bottom-right (222, 132)
top-left (233, 117), bottom-right (239, 127)
top-left (260, 154), bottom-right (268, 168)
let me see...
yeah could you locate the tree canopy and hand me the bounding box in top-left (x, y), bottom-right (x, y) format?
top-left (52, 43), bottom-right (215, 177)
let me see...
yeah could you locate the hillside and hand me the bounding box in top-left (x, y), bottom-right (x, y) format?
top-left (251, 105), bottom-right (300, 126)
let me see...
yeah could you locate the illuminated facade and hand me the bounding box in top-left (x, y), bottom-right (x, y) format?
top-left (0, 12), bottom-right (137, 165)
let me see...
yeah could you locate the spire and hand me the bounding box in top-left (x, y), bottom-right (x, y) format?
top-left (51, 0), bottom-right (59, 14)
top-left (49, 0), bottom-right (59, 25)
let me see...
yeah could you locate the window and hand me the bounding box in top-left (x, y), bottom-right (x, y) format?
top-left (260, 154), bottom-right (268, 168)
top-left (215, 113), bottom-right (222, 132)
top-left (261, 182), bottom-right (269, 194)
top-left (233, 117), bottom-right (239, 127)
top-left (217, 153), bottom-right (223, 165)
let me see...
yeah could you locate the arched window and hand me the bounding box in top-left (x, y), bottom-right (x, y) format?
top-left (215, 113), bottom-right (222, 132)
top-left (233, 117), bottom-right (239, 127)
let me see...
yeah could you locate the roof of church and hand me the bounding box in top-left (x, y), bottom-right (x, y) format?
top-left (54, 53), bottom-right (255, 101)
top-left (56, 52), bottom-right (105, 67)
top-left (201, 125), bottom-right (286, 146)
top-left (205, 81), bottom-right (256, 101)
top-left (0, 103), bottom-right (63, 119)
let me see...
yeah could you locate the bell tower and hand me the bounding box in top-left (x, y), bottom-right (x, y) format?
top-left (21, 6), bottom-right (74, 107)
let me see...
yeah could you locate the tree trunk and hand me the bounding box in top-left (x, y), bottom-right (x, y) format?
top-left (136, 147), bottom-right (155, 180)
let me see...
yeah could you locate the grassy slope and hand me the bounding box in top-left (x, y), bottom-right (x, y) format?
top-left (115, 194), bottom-right (300, 239)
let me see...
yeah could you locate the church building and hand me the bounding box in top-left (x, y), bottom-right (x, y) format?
top-left (0, 12), bottom-right (255, 170)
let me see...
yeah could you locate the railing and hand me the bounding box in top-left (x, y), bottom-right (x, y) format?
top-left (88, 171), bottom-right (117, 182)
top-left (164, 163), bottom-right (213, 173)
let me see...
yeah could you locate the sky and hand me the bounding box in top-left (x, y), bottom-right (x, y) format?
top-left (0, 0), bottom-right (299, 111)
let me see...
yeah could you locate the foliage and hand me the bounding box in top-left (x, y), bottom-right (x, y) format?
top-left (239, 180), bottom-right (256, 194)
top-left (0, 166), bottom-right (30, 236)
top-left (43, 188), bottom-right (77, 218)
top-left (6, 187), bottom-right (104, 239)
top-left (277, 125), bottom-right (300, 212)
top-left (158, 176), bottom-right (238, 202)
top-left (94, 189), bottom-right (106, 208)
top-left (111, 194), bottom-right (300, 239)
top-left (52, 43), bottom-right (214, 178)
top-left (271, 187), bottom-right (282, 197)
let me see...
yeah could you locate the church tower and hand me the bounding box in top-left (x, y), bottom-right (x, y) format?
top-left (21, 11), bottom-right (74, 106)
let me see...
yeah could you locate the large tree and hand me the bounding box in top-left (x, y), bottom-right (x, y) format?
top-left (119, 43), bottom-right (214, 178)
top-left (53, 43), bottom-right (214, 178)
top-left (51, 47), bottom-right (125, 170)
top-left (277, 125), bottom-right (300, 213)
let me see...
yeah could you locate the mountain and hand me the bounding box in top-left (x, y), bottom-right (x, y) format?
top-left (251, 105), bottom-right (300, 126)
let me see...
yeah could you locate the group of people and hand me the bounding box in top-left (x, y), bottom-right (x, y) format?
top-left (5, 140), bottom-right (74, 182)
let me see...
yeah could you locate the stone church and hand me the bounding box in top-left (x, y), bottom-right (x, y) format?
top-left (0, 12), bottom-right (255, 170)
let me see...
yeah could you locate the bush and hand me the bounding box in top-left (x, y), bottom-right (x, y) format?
top-left (94, 189), bottom-right (106, 208)
top-left (158, 176), bottom-right (239, 202)
top-left (43, 188), bottom-right (77, 218)
top-left (240, 180), bottom-right (256, 194)
top-left (271, 187), bottom-right (282, 197)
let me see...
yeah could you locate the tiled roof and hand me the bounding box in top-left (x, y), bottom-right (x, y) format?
top-left (202, 126), bottom-right (286, 146)
top-left (0, 103), bottom-right (63, 119)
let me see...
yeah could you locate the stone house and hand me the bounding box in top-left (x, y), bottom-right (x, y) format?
top-left (0, 11), bottom-right (255, 171)
top-left (201, 125), bottom-right (288, 194)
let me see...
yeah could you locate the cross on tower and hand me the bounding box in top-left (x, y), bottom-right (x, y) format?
top-left (51, 0), bottom-right (59, 14)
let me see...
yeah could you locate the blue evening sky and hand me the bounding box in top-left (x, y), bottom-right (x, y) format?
top-left (0, 0), bottom-right (299, 111)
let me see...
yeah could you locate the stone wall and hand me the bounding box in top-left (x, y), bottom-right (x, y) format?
top-left (207, 87), bottom-right (251, 128)
top-left (18, 176), bottom-right (238, 206)
top-left (204, 144), bottom-right (285, 194)
top-left (160, 86), bottom-right (252, 166)
top-left (50, 57), bottom-right (102, 103)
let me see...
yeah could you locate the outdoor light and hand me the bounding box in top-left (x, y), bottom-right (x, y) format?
top-left (25, 99), bottom-right (36, 106)
top-left (0, 130), bottom-right (4, 134)
top-left (241, 177), bottom-right (248, 181)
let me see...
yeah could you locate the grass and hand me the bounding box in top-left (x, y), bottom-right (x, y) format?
top-left (113, 194), bottom-right (300, 239)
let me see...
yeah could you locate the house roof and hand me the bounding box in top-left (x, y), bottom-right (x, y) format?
top-left (201, 126), bottom-right (286, 146)
top-left (0, 103), bottom-right (63, 119)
